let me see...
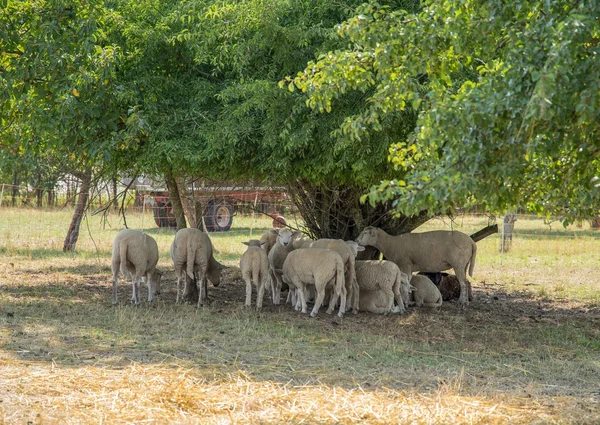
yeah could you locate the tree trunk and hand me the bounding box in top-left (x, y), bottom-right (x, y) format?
top-left (63, 170), bottom-right (92, 252)
top-left (48, 189), bottom-right (55, 208)
top-left (12, 170), bottom-right (18, 207)
top-left (287, 181), bottom-right (430, 242)
top-left (164, 171), bottom-right (187, 230)
top-left (175, 177), bottom-right (199, 229)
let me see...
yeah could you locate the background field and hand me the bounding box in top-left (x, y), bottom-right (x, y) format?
top-left (1, 208), bottom-right (599, 424)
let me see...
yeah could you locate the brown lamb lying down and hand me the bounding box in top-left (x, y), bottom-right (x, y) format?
top-left (418, 272), bottom-right (473, 302)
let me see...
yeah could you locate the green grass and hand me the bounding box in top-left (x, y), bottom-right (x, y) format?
top-left (1, 208), bottom-right (599, 423)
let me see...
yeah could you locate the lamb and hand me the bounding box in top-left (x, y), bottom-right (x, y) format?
top-left (359, 289), bottom-right (405, 315)
top-left (282, 248), bottom-right (347, 317)
top-left (293, 238), bottom-right (363, 313)
top-left (240, 239), bottom-right (271, 310)
top-left (170, 228), bottom-right (221, 306)
top-left (355, 260), bottom-right (411, 314)
top-left (267, 228), bottom-right (301, 305)
top-left (409, 274), bottom-right (443, 307)
top-left (356, 226), bottom-right (476, 309)
top-left (111, 229), bottom-right (163, 305)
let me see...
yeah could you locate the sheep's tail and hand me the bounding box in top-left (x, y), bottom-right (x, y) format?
top-left (251, 258), bottom-right (260, 285)
top-left (468, 240), bottom-right (477, 277)
top-left (119, 240), bottom-right (128, 273)
top-left (186, 243), bottom-right (196, 280)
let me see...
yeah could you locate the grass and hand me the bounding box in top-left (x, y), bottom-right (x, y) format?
top-left (1, 208), bottom-right (600, 424)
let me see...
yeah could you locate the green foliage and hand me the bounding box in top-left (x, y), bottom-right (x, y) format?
top-left (294, 0), bottom-right (600, 221)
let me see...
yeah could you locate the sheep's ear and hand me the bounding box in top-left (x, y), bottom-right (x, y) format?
top-left (242, 241), bottom-right (250, 246)
top-left (260, 241), bottom-right (267, 246)
top-left (356, 245), bottom-right (365, 252)
top-left (269, 229), bottom-right (279, 235)
top-left (216, 261), bottom-right (228, 270)
top-left (409, 285), bottom-right (417, 292)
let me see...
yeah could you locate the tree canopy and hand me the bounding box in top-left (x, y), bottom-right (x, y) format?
top-left (2, 0), bottom-right (598, 236)
top-left (293, 0), bottom-right (600, 222)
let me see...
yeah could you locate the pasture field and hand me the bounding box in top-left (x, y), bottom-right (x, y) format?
top-left (1, 208), bottom-right (599, 424)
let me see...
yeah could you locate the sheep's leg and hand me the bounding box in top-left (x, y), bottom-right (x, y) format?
top-left (112, 269), bottom-right (119, 305)
top-left (197, 275), bottom-right (205, 308)
top-left (257, 279), bottom-right (266, 311)
top-left (131, 276), bottom-right (141, 305)
top-left (145, 272), bottom-right (154, 303)
top-left (326, 279), bottom-right (339, 315)
top-left (269, 269), bottom-right (278, 304)
top-left (383, 286), bottom-right (394, 315)
top-left (273, 272), bottom-right (283, 306)
top-left (288, 277), bottom-right (304, 312)
top-left (310, 285), bottom-right (325, 317)
top-left (348, 269), bottom-right (359, 314)
top-left (338, 286), bottom-right (347, 318)
top-left (455, 266), bottom-right (469, 310)
top-left (243, 274), bottom-right (253, 307)
top-left (175, 271), bottom-right (182, 304)
top-left (326, 289), bottom-right (337, 313)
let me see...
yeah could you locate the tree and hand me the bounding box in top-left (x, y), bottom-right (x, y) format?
top-left (292, 0), bottom-right (600, 223)
top-left (171, 0), bottom-right (427, 239)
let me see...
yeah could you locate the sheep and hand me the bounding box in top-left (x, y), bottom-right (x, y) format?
top-left (282, 248), bottom-right (347, 317)
top-left (419, 272), bottom-right (473, 302)
top-left (409, 274), bottom-right (443, 308)
top-left (356, 226), bottom-right (476, 309)
top-left (240, 239), bottom-right (271, 310)
top-left (170, 228), bottom-right (221, 307)
top-left (259, 229), bottom-right (279, 254)
top-left (111, 229), bottom-right (163, 305)
top-left (293, 238), bottom-right (363, 313)
top-left (267, 228), bottom-right (301, 305)
top-left (355, 260), bottom-right (411, 314)
top-left (359, 289), bottom-right (405, 314)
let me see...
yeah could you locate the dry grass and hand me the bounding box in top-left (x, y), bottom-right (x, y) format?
top-left (1, 209), bottom-right (600, 424)
top-left (3, 361), bottom-right (597, 425)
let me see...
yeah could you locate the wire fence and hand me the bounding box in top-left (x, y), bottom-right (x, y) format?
top-left (0, 183), bottom-right (599, 254)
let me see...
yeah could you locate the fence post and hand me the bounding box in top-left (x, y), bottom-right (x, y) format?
top-left (500, 213), bottom-right (517, 253)
top-left (0, 184), bottom-right (4, 208)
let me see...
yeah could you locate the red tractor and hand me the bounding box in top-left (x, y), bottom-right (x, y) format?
top-left (146, 187), bottom-right (288, 232)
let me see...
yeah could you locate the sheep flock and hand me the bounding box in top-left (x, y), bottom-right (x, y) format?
top-left (111, 226), bottom-right (477, 315)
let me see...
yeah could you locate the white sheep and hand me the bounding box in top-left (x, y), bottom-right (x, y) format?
top-left (356, 226), bottom-right (476, 309)
top-left (282, 248), bottom-right (347, 317)
top-left (355, 260), bottom-right (411, 314)
top-left (359, 289), bottom-right (405, 314)
top-left (240, 239), bottom-right (271, 310)
top-left (267, 228), bottom-right (301, 305)
top-left (293, 238), bottom-right (363, 313)
top-left (409, 274), bottom-right (443, 308)
top-left (111, 229), bottom-right (163, 305)
top-left (170, 228), bottom-right (221, 306)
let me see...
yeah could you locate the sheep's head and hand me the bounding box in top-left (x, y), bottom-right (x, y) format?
top-left (242, 239), bottom-right (263, 248)
top-left (277, 228), bottom-right (294, 247)
top-left (149, 269), bottom-right (163, 297)
top-left (345, 240), bottom-right (365, 257)
top-left (207, 266), bottom-right (221, 287)
top-left (356, 226), bottom-right (378, 247)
